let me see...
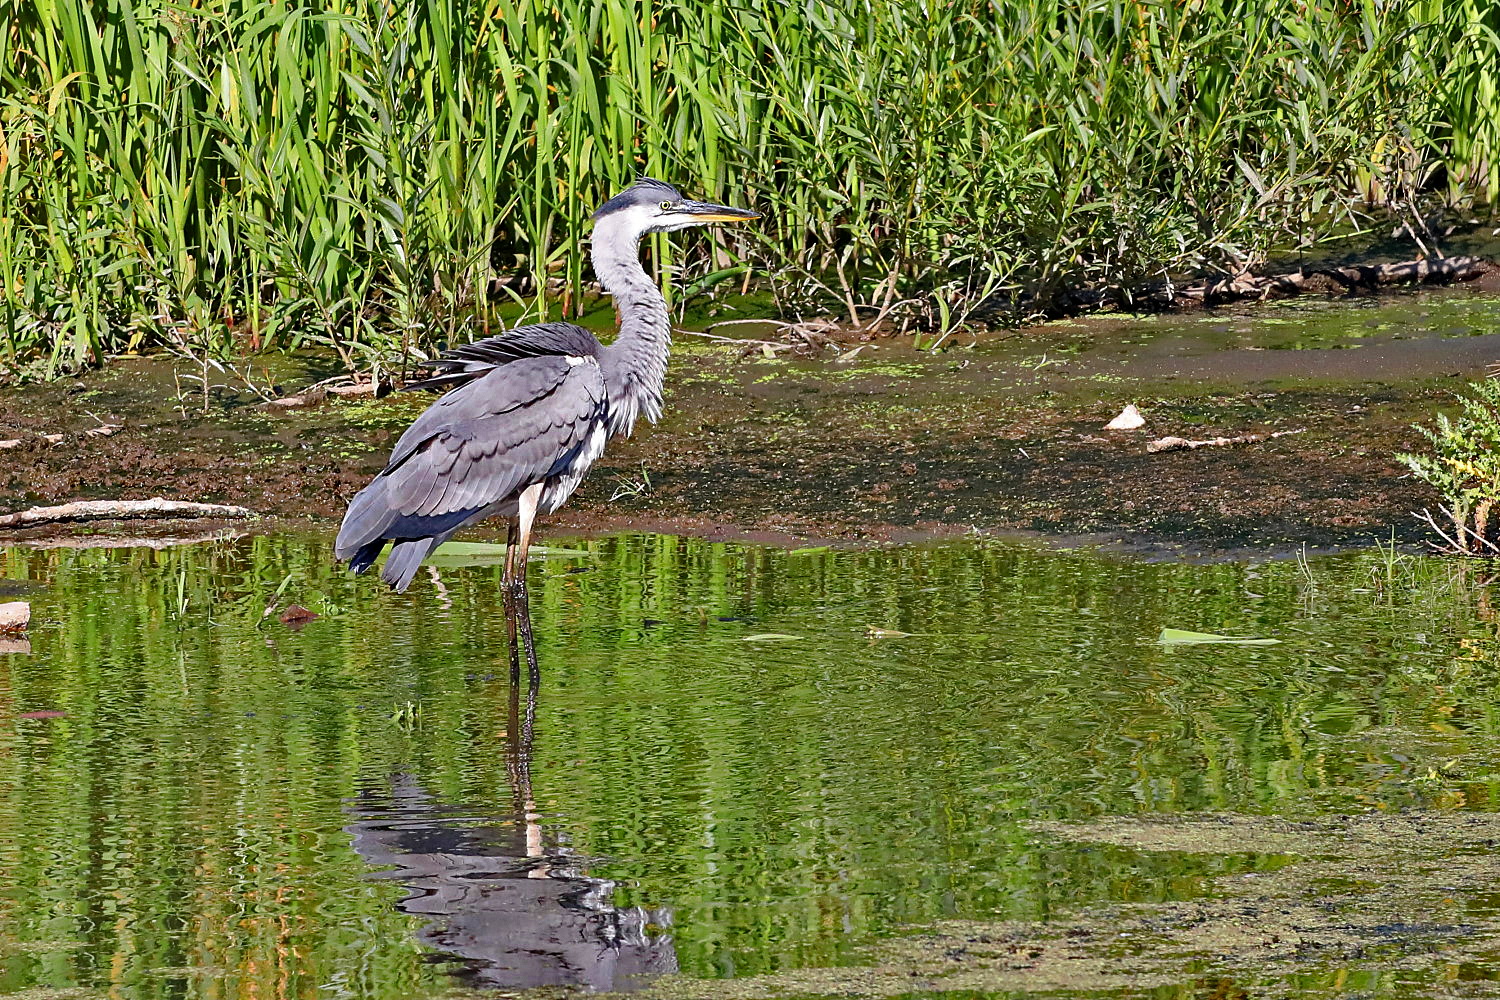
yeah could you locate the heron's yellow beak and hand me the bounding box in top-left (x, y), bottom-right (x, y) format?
top-left (680, 200), bottom-right (760, 223)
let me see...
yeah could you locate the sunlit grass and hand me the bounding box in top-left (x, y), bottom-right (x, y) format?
top-left (0, 0), bottom-right (1495, 375)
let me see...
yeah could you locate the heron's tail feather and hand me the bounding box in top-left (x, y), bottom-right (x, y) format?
top-left (336, 480), bottom-right (398, 562)
top-left (382, 537), bottom-right (438, 593)
top-left (346, 539), bottom-right (387, 576)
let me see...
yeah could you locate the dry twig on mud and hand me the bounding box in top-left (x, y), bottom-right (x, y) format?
top-left (675, 327), bottom-right (786, 351)
top-left (0, 498), bottom-right (255, 530)
top-left (264, 374), bottom-right (379, 409)
top-left (677, 319), bottom-right (841, 359)
top-left (1147, 428), bottom-right (1305, 453)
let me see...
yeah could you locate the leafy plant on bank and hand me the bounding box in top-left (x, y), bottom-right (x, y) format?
top-left (1399, 377), bottom-right (1500, 554)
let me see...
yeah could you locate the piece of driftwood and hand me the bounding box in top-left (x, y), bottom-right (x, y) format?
top-left (1147, 428), bottom-right (1305, 454)
top-left (264, 377), bottom-right (378, 410)
top-left (0, 423), bottom-right (121, 450)
top-left (0, 498), bottom-right (254, 530)
top-left (1054, 256), bottom-right (1494, 314)
top-left (1166, 256), bottom-right (1492, 307)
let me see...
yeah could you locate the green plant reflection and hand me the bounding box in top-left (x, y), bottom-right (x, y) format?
top-left (1, 534), bottom-right (1499, 998)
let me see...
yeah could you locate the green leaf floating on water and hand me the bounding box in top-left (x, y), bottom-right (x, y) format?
top-left (1158, 628), bottom-right (1279, 646)
top-left (421, 541), bottom-right (593, 566)
top-left (742, 633), bottom-right (801, 642)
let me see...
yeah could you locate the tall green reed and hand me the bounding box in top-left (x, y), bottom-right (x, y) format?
top-left (1, 0), bottom-right (1495, 376)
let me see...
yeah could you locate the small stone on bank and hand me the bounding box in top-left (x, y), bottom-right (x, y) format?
top-left (1106, 404), bottom-right (1146, 431)
top-left (0, 601), bottom-right (30, 632)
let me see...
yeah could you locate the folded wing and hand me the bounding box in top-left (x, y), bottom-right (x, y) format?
top-left (336, 353), bottom-right (607, 590)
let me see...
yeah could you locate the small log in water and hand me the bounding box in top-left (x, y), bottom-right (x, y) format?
top-left (0, 498), bottom-right (255, 530)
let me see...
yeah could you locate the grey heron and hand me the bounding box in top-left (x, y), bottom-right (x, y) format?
top-left (335, 178), bottom-right (758, 669)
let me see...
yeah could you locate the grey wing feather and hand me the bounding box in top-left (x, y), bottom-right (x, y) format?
top-left (403, 323), bottom-right (602, 393)
top-left (335, 355), bottom-right (606, 564)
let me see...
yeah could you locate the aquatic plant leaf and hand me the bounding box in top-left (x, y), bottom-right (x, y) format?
top-left (866, 626), bottom-right (914, 638)
top-left (425, 541), bottom-right (592, 566)
top-left (742, 633), bottom-right (801, 641)
top-left (1158, 628), bottom-right (1279, 645)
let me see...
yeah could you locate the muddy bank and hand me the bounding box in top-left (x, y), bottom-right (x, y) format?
top-left (0, 286), bottom-right (1495, 555)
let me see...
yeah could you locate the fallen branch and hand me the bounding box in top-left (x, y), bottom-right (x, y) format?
top-left (0, 423), bottom-right (121, 450)
top-left (1147, 428), bottom-right (1305, 454)
top-left (676, 323), bottom-right (840, 359)
top-left (264, 375), bottom-right (379, 410)
top-left (0, 498), bottom-right (255, 530)
top-left (1170, 257), bottom-right (1493, 307)
top-left (1054, 256), bottom-right (1495, 315)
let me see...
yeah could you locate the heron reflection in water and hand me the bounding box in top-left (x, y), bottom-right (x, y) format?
top-left (345, 674), bottom-right (676, 990)
top-left (336, 178), bottom-right (759, 673)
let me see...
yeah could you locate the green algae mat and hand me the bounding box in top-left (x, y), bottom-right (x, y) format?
top-left (4, 533), bottom-right (1500, 998)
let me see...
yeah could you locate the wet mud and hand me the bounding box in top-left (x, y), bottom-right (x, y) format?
top-left (0, 285), bottom-right (1495, 555)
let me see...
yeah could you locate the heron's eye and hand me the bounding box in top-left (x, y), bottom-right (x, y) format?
top-left (659, 200), bottom-right (674, 211)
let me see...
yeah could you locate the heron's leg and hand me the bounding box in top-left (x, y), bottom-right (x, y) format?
top-left (504, 665), bottom-right (547, 875)
top-left (503, 518), bottom-right (521, 682)
top-left (513, 483), bottom-right (544, 683)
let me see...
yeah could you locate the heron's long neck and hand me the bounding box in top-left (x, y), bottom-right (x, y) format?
top-left (592, 225), bottom-right (670, 438)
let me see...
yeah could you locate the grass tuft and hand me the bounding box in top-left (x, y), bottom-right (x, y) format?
top-left (1, 0), bottom-right (1496, 374)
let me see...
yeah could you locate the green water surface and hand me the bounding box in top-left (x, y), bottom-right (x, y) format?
top-left (1, 534), bottom-right (1499, 998)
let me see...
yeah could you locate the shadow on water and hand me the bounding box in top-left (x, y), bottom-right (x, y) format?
top-left (345, 677), bottom-right (677, 991)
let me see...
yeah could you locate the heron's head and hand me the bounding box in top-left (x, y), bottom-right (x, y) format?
top-left (592, 177), bottom-right (759, 241)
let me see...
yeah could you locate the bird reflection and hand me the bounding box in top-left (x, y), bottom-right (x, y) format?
top-left (345, 671), bottom-right (676, 991)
